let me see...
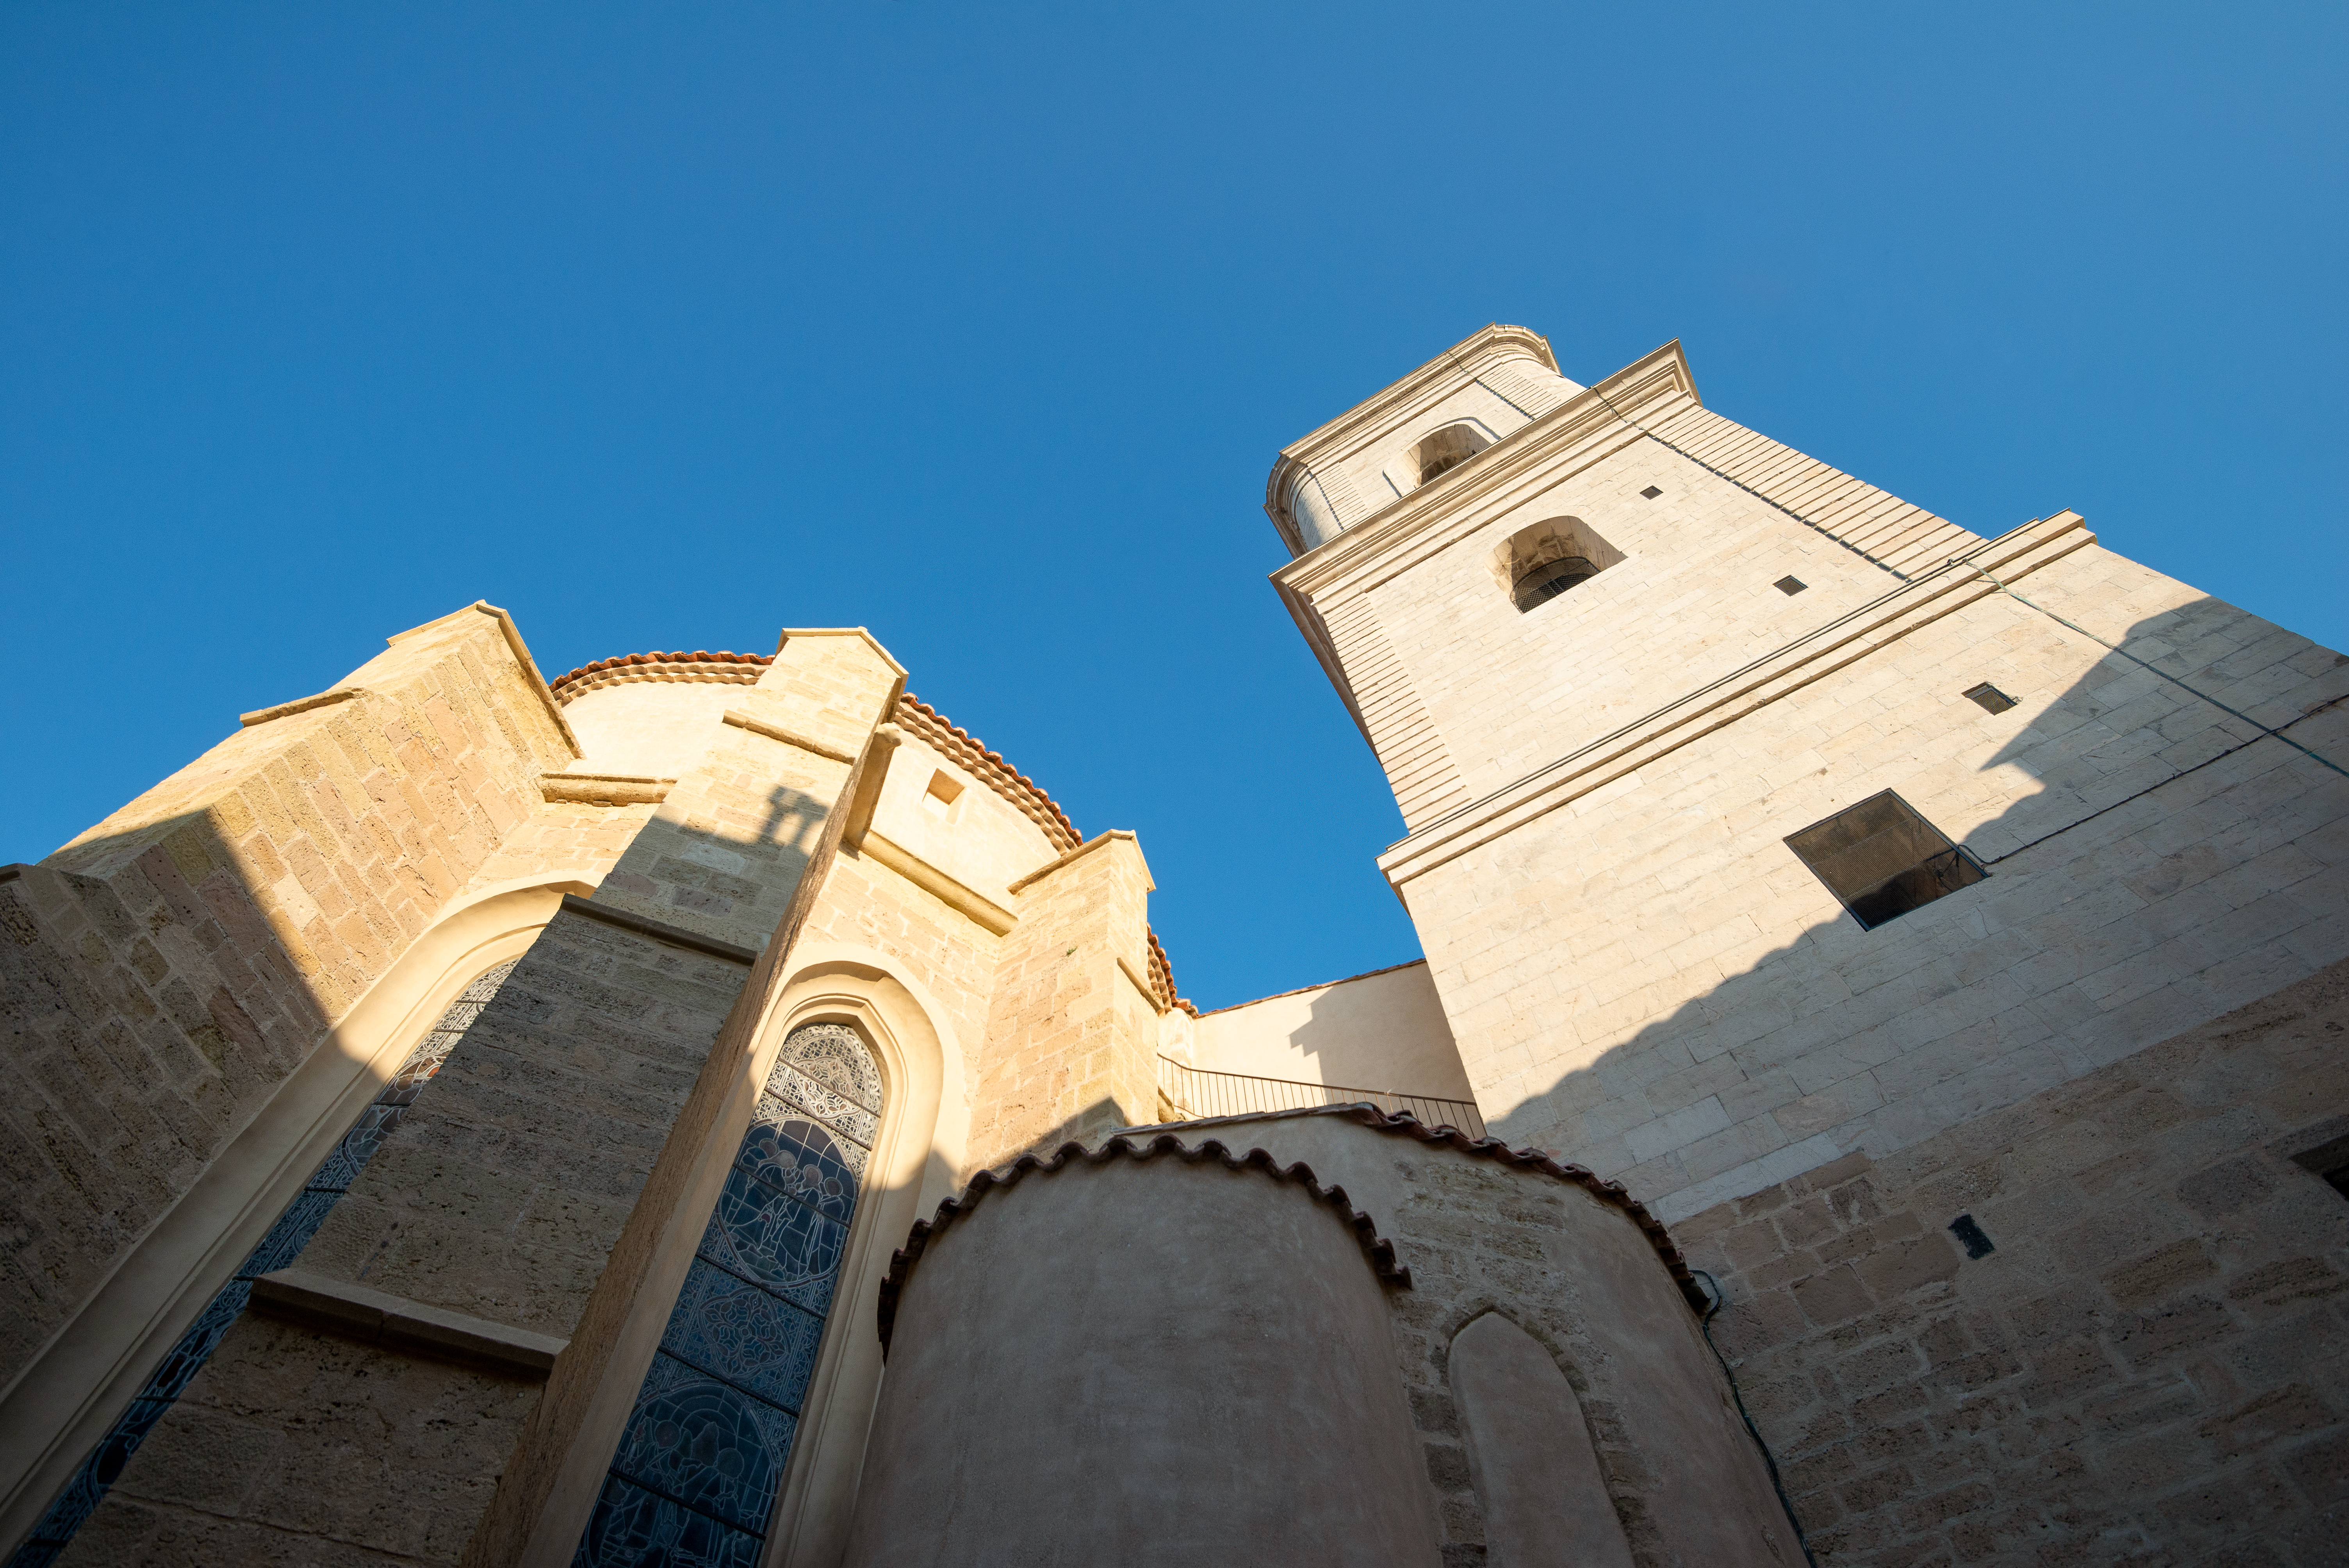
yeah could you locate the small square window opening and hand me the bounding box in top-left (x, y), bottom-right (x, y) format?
top-left (921, 770), bottom-right (966, 821)
top-left (2289, 1134), bottom-right (2349, 1201)
top-left (1963, 683), bottom-right (2018, 715)
top-left (1775, 576), bottom-right (1808, 595)
top-left (1785, 789), bottom-right (1988, 931)
top-left (1640, 485), bottom-right (1663, 499)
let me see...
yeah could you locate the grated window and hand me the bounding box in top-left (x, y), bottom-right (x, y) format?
top-left (1963, 683), bottom-right (2017, 715)
top-left (1785, 790), bottom-right (1987, 931)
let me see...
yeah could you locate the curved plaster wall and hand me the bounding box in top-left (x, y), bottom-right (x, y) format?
top-left (841, 1150), bottom-right (1442, 1567)
top-left (561, 680), bottom-right (748, 779)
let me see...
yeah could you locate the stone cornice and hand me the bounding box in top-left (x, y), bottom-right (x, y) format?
top-left (540, 772), bottom-right (674, 806)
top-left (1269, 323), bottom-right (1561, 479)
top-left (1263, 324), bottom-right (1567, 556)
top-left (1376, 512), bottom-right (2098, 893)
top-left (1275, 339), bottom-right (1694, 601)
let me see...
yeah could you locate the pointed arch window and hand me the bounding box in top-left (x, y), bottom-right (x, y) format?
top-left (574, 1022), bottom-right (885, 1568)
top-left (6, 959), bottom-right (522, 1568)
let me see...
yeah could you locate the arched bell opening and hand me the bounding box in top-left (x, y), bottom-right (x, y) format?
top-left (1495, 517), bottom-right (1624, 613)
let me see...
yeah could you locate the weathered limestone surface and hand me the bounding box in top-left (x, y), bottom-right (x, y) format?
top-left (1379, 437), bottom-right (2349, 1218)
top-left (1, 606), bottom-right (573, 1393)
top-left (966, 833), bottom-right (1160, 1170)
top-left (61, 629), bottom-right (906, 1566)
top-left (1205, 1111), bottom-right (1798, 1568)
top-left (1675, 955), bottom-right (2349, 1566)
top-left (845, 1153), bottom-right (1447, 1568)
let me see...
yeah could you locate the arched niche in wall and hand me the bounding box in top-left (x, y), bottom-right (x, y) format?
top-left (1392, 422), bottom-right (1494, 496)
top-left (1447, 1312), bottom-right (1634, 1568)
top-left (1492, 516), bottom-right (1625, 611)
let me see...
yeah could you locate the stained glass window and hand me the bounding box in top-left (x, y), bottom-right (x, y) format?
top-left (573, 1022), bottom-right (885, 1568)
top-left (5, 959), bottom-right (522, 1568)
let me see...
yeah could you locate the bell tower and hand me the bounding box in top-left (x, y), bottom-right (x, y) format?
top-left (1268, 326), bottom-right (2349, 1231)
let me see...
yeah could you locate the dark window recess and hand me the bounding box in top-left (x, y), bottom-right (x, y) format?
top-left (1775, 576), bottom-right (1808, 596)
top-left (1948, 1215), bottom-right (1995, 1258)
top-left (1640, 485), bottom-right (1663, 499)
top-left (1963, 683), bottom-right (2018, 715)
top-left (1785, 790), bottom-right (1988, 931)
top-left (2289, 1134), bottom-right (2349, 1201)
top-left (1515, 555), bottom-right (1599, 609)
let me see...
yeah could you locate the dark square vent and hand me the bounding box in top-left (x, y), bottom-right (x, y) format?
top-left (1641, 485), bottom-right (1663, 499)
top-left (1775, 576), bottom-right (1808, 595)
top-left (1963, 683), bottom-right (2017, 714)
top-left (2290, 1134), bottom-right (2349, 1201)
top-left (1786, 790), bottom-right (1988, 931)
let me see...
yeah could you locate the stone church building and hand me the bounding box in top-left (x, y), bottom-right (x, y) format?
top-left (4, 326), bottom-right (2345, 1566)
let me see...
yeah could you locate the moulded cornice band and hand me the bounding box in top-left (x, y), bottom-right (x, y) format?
top-left (1376, 512), bottom-right (2098, 893)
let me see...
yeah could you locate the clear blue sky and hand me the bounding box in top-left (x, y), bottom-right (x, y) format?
top-left (5, 3), bottom-right (2343, 1010)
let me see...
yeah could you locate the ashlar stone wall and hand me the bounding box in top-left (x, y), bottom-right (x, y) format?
top-left (1, 605), bottom-right (576, 1394)
top-left (1675, 955), bottom-right (2349, 1566)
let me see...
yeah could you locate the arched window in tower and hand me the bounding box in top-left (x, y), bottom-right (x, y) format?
top-left (6, 957), bottom-right (523, 1568)
top-left (1496, 517), bottom-right (1624, 612)
top-left (1408, 423), bottom-right (1492, 489)
top-left (574, 1021), bottom-right (886, 1568)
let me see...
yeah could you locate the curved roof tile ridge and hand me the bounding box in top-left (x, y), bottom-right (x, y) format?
top-left (541, 648), bottom-right (1196, 1014)
top-left (893, 693), bottom-right (1082, 853)
top-left (875, 1131), bottom-right (1410, 1354)
top-left (1104, 1104), bottom-right (1709, 1314)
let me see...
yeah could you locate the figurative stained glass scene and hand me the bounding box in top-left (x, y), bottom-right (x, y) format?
top-left (574, 1023), bottom-right (885, 1568)
top-left (5, 958), bottom-right (522, 1568)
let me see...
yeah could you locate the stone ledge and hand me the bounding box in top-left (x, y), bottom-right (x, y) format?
top-left (560, 893), bottom-right (758, 966)
top-left (239, 686), bottom-right (363, 727)
top-left (540, 771), bottom-right (675, 805)
top-left (859, 831), bottom-right (1017, 935)
top-left (724, 707), bottom-right (859, 764)
top-left (250, 1268), bottom-right (567, 1379)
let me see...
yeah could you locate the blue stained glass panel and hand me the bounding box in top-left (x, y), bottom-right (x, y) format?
top-left (735, 1116), bottom-right (859, 1222)
top-left (572, 1474), bottom-right (765, 1568)
top-left (576, 1020), bottom-right (883, 1568)
top-left (699, 1170), bottom-right (847, 1316)
top-left (607, 1353), bottom-right (798, 1536)
top-left (661, 1260), bottom-right (826, 1411)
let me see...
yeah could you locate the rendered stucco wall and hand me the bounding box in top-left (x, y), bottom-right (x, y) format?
top-left (1189, 959), bottom-right (1471, 1101)
top-left (842, 1150), bottom-right (1445, 1568)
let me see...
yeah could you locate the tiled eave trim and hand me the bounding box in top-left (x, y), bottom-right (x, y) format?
top-left (1123, 1104), bottom-right (1711, 1314)
top-left (1378, 511), bottom-right (2096, 893)
top-left (544, 651), bottom-right (1193, 1009)
top-left (874, 1132), bottom-right (1413, 1355)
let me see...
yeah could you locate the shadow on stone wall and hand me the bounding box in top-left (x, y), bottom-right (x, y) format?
top-left (1485, 595), bottom-right (2348, 1219)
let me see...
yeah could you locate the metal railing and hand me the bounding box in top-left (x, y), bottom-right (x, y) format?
top-left (1155, 1056), bottom-right (1486, 1141)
